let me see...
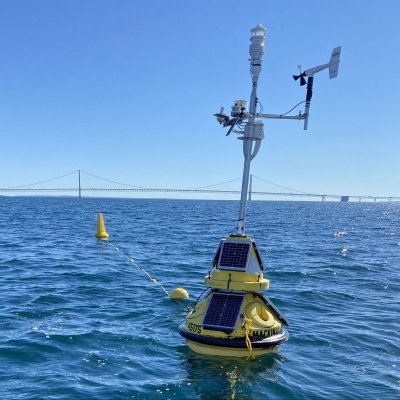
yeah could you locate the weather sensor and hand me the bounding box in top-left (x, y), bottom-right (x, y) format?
top-left (214, 25), bottom-right (341, 233)
top-left (293, 46), bottom-right (341, 129)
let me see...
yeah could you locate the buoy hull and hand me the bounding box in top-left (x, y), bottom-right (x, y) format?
top-left (179, 325), bottom-right (287, 357)
top-left (179, 289), bottom-right (288, 358)
top-left (185, 339), bottom-right (278, 357)
top-left (179, 235), bottom-right (288, 358)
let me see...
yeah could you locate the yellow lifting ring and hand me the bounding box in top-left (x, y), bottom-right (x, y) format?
top-left (245, 301), bottom-right (275, 329)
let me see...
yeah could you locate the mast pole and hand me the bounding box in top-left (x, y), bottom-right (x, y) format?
top-left (236, 25), bottom-right (266, 235)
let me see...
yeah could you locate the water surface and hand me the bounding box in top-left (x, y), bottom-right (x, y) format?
top-left (0, 197), bottom-right (399, 399)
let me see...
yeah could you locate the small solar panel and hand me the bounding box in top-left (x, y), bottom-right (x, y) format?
top-left (203, 293), bottom-right (244, 331)
top-left (218, 241), bottom-right (250, 270)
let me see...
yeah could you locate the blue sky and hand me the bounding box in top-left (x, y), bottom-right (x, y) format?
top-left (1, 0), bottom-right (399, 198)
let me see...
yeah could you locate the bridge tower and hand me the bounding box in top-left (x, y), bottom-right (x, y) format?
top-left (248, 174), bottom-right (253, 201)
top-left (78, 170), bottom-right (82, 198)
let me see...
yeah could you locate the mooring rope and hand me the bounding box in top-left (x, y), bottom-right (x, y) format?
top-left (105, 241), bottom-right (169, 297)
top-left (244, 317), bottom-right (255, 360)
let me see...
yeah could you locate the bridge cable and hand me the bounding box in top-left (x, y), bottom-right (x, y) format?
top-left (252, 175), bottom-right (310, 194)
top-left (80, 170), bottom-right (145, 189)
top-left (7, 170), bottom-right (79, 189)
top-left (191, 177), bottom-right (242, 190)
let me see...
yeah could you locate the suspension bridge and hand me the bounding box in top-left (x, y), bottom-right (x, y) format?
top-left (0, 170), bottom-right (398, 202)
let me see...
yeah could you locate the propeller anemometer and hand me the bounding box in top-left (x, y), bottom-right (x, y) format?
top-left (293, 66), bottom-right (307, 86)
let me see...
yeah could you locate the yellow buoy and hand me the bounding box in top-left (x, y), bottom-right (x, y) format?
top-left (95, 212), bottom-right (109, 240)
top-left (170, 287), bottom-right (189, 300)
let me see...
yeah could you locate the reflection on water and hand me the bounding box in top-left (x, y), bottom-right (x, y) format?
top-left (181, 348), bottom-right (285, 400)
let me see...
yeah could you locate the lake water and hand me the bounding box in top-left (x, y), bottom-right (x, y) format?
top-left (0, 197), bottom-right (399, 399)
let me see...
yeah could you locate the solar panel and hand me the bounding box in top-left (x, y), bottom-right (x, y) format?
top-left (218, 241), bottom-right (250, 270)
top-left (203, 293), bottom-right (244, 331)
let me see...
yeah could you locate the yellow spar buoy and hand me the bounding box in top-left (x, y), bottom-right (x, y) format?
top-left (95, 212), bottom-right (109, 240)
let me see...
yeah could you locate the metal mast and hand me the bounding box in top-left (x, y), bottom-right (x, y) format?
top-left (236, 25), bottom-right (266, 235)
